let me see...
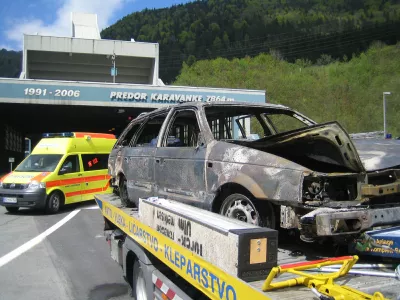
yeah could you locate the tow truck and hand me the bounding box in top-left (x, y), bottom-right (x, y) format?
top-left (94, 193), bottom-right (400, 300)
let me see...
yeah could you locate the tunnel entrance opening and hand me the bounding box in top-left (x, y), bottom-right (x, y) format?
top-left (0, 102), bottom-right (154, 174)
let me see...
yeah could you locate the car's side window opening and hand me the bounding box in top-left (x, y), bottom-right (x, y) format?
top-left (204, 106), bottom-right (312, 140)
top-left (264, 113), bottom-right (309, 134)
top-left (162, 110), bottom-right (201, 147)
top-left (114, 122), bottom-right (141, 148)
top-left (133, 113), bottom-right (168, 147)
top-left (208, 116), bottom-right (233, 140)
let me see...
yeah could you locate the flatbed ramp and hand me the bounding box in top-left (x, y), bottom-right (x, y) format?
top-left (95, 194), bottom-right (400, 300)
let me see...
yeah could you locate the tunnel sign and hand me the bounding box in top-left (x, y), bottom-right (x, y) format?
top-left (0, 78), bottom-right (266, 108)
top-left (109, 91), bottom-right (234, 102)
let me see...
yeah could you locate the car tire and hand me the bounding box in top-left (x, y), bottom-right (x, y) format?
top-left (119, 176), bottom-right (134, 208)
top-left (46, 191), bottom-right (63, 214)
top-left (132, 260), bottom-right (147, 300)
top-left (219, 193), bottom-right (275, 228)
top-left (5, 207), bottom-right (19, 213)
top-left (112, 186), bottom-right (119, 196)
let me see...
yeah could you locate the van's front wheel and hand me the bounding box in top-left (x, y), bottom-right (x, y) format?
top-left (46, 191), bottom-right (63, 214)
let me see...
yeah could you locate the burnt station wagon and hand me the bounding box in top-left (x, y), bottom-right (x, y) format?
top-left (108, 102), bottom-right (400, 243)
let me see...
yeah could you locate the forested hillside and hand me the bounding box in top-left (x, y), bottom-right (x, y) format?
top-left (101, 0), bottom-right (400, 83)
top-left (174, 42), bottom-right (400, 136)
top-left (0, 49), bottom-right (22, 78)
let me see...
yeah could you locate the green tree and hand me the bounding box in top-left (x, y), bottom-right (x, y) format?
top-left (213, 37), bottom-right (223, 51)
top-left (174, 43), bottom-right (400, 137)
top-left (99, 0), bottom-right (400, 83)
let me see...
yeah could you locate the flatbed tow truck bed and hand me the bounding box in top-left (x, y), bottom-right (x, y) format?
top-left (95, 194), bottom-right (400, 300)
top-left (251, 248), bottom-right (400, 299)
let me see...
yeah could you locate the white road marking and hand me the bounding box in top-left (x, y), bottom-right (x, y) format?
top-left (0, 209), bottom-right (81, 268)
top-left (83, 205), bottom-right (99, 210)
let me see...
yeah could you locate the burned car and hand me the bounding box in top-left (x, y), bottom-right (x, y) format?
top-left (109, 102), bottom-right (400, 243)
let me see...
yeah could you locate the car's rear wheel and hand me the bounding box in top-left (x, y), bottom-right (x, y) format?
top-left (219, 193), bottom-right (275, 228)
top-left (5, 207), bottom-right (19, 213)
top-left (119, 176), bottom-right (135, 207)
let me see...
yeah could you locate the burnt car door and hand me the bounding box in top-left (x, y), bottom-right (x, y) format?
top-left (109, 121), bottom-right (141, 181)
top-left (125, 111), bottom-right (170, 205)
top-left (154, 107), bottom-right (207, 207)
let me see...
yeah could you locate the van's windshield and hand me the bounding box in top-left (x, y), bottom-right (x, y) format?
top-left (15, 154), bottom-right (63, 172)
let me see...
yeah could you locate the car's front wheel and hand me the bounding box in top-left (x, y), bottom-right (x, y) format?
top-left (219, 193), bottom-right (275, 228)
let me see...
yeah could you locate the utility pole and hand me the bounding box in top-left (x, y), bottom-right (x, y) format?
top-left (383, 92), bottom-right (391, 138)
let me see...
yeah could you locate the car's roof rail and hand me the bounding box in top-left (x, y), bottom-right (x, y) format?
top-left (137, 112), bottom-right (148, 118)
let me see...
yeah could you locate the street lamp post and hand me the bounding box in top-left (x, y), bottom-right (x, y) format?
top-left (383, 92), bottom-right (392, 138)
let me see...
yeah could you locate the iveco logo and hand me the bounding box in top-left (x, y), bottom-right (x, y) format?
top-left (10, 183), bottom-right (15, 189)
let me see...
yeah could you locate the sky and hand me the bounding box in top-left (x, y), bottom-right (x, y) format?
top-left (0, 0), bottom-right (192, 51)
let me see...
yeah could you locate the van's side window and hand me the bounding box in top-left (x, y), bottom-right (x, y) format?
top-left (116, 123), bottom-right (141, 147)
top-left (59, 155), bottom-right (80, 174)
top-left (81, 154), bottom-right (109, 171)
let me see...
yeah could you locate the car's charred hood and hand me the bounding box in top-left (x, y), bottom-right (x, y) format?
top-left (230, 122), bottom-right (366, 173)
top-left (352, 139), bottom-right (400, 171)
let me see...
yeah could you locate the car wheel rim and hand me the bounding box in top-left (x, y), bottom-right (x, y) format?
top-left (224, 199), bottom-right (258, 225)
top-left (135, 267), bottom-right (146, 300)
top-left (52, 195), bottom-right (60, 210)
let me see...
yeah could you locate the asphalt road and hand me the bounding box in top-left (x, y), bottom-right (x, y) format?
top-left (0, 201), bottom-right (132, 300)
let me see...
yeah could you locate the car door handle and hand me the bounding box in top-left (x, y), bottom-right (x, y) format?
top-left (124, 157), bottom-right (129, 162)
top-left (78, 174), bottom-right (83, 177)
top-left (155, 158), bottom-right (164, 164)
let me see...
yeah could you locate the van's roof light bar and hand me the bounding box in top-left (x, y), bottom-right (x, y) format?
top-left (42, 132), bottom-right (116, 139)
top-left (42, 132), bottom-right (74, 138)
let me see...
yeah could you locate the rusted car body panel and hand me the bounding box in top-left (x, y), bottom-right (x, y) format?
top-left (205, 141), bottom-right (305, 205)
top-left (108, 102), bottom-right (400, 243)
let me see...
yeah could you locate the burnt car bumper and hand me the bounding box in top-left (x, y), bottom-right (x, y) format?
top-left (0, 188), bottom-right (47, 209)
top-left (300, 206), bottom-right (400, 237)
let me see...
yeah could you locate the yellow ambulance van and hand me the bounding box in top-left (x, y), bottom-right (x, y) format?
top-left (0, 132), bottom-right (117, 214)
